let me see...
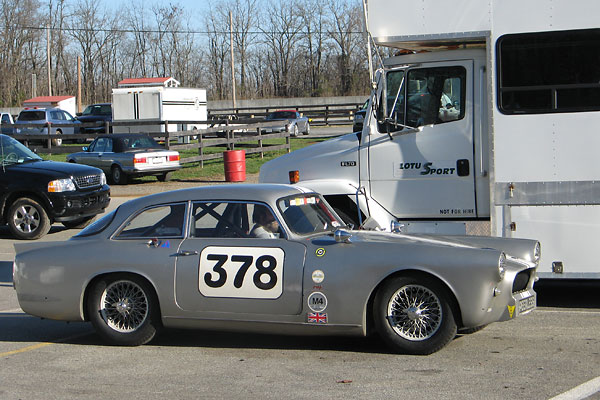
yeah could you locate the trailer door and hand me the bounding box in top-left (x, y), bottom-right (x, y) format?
top-left (368, 60), bottom-right (477, 220)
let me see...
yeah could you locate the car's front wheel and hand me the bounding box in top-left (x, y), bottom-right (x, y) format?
top-left (111, 165), bottom-right (128, 185)
top-left (303, 123), bottom-right (310, 135)
top-left (87, 274), bottom-right (161, 346)
top-left (7, 197), bottom-right (51, 240)
top-left (374, 276), bottom-right (457, 355)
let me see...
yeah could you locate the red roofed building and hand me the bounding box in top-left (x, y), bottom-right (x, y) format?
top-left (117, 77), bottom-right (180, 88)
top-left (23, 95), bottom-right (76, 116)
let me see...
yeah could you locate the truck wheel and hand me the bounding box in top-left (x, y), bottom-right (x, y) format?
top-left (87, 274), bottom-right (161, 346)
top-left (7, 197), bottom-right (51, 240)
top-left (62, 216), bottom-right (95, 229)
top-left (374, 276), bottom-right (457, 355)
top-left (111, 165), bottom-right (128, 185)
top-left (157, 171), bottom-right (172, 182)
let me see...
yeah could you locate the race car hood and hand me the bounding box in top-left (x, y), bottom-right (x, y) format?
top-left (259, 132), bottom-right (360, 184)
top-left (333, 229), bottom-right (540, 264)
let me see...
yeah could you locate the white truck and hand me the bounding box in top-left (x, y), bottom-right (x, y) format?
top-left (112, 86), bottom-right (207, 135)
top-left (260, 0), bottom-right (600, 279)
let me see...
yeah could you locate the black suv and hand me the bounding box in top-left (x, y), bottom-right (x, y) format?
top-left (0, 134), bottom-right (110, 239)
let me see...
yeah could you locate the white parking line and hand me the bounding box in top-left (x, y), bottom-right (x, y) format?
top-left (536, 308), bottom-right (600, 315)
top-left (549, 376), bottom-right (600, 400)
top-left (0, 308), bottom-right (23, 313)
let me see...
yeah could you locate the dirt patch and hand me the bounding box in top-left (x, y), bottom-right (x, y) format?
top-left (110, 173), bottom-right (260, 197)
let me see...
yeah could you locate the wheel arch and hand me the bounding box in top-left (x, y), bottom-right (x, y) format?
top-left (364, 268), bottom-right (464, 336)
top-left (81, 271), bottom-right (162, 322)
top-left (2, 191), bottom-right (52, 223)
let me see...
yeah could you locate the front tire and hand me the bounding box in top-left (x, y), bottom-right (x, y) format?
top-left (374, 276), bottom-right (457, 355)
top-left (87, 274), bottom-right (161, 346)
top-left (111, 165), bottom-right (128, 185)
top-left (7, 197), bottom-right (51, 240)
top-left (303, 123), bottom-right (310, 135)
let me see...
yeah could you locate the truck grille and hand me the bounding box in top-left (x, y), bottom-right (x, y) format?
top-left (74, 174), bottom-right (102, 189)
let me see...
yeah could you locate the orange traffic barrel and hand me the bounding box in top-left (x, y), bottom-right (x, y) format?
top-left (224, 150), bottom-right (246, 182)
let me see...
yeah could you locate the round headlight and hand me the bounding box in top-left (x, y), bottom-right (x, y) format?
top-left (498, 252), bottom-right (507, 280)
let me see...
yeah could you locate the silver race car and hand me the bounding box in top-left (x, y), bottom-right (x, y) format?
top-left (13, 184), bottom-right (539, 355)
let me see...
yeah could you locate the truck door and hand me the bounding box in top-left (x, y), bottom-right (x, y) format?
top-left (368, 60), bottom-right (477, 220)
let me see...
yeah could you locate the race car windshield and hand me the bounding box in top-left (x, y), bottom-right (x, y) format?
top-left (277, 194), bottom-right (343, 236)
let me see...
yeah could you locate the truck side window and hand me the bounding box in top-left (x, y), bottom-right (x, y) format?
top-left (406, 67), bottom-right (466, 127)
top-left (497, 28), bottom-right (600, 114)
top-left (377, 66), bottom-right (466, 132)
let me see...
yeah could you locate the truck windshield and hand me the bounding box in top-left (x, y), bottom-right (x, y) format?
top-left (0, 134), bottom-right (42, 165)
top-left (277, 194), bottom-right (343, 236)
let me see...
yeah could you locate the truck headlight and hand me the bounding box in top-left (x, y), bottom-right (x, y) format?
top-left (498, 252), bottom-right (507, 280)
top-left (48, 178), bottom-right (76, 192)
top-left (100, 172), bottom-right (107, 186)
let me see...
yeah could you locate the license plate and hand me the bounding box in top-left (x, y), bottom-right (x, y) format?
top-left (518, 295), bottom-right (536, 313)
top-left (151, 157), bottom-right (166, 164)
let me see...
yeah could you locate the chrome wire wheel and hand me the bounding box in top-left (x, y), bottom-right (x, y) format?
top-left (13, 204), bottom-right (41, 234)
top-left (100, 280), bottom-right (149, 333)
top-left (386, 284), bottom-right (443, 341)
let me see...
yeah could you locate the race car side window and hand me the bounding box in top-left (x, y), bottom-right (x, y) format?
top-left (115, 203), bottom-right (187, 238)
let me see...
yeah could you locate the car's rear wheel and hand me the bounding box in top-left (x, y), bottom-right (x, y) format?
top-left (62, 216), bottom-right (95, 229)
top-left (291, 125), bottom-right (299, 137)
top-left (374, 276), bottom-right (457, 355)
top-left (111, 165), bottom-right (128, 185)
top-left (87, 274), bottom-right (161, 346)
top-left (303, 123), bottom-right (310, 135)
top-left (7, 197), bottom-right (51, 240)
top-left (157, 171), bottom-right (172, 182)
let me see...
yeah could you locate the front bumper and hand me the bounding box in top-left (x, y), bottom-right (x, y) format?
top-left (47, 185), bottom-right (111, 221)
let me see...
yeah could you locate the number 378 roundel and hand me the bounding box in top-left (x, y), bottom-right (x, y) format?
top-left (199, 246), bottom-right (284, 299)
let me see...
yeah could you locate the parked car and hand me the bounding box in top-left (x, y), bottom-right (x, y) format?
top-left (66, 133), bottom-right (181, 185)
top-left (352, 99), bottom-right (368, 132)
top-left (77, 103), bottom-right (112, 134)
top-left (1, 112), bottom-right (15, 134)
top-left (263, 110), bottom-right (310, 136)
top-left (13, 184), bottom-right (538, 354)
top-left (14, 107), bottom-right (81, 146)
top-left (0, 134), bottom-right (110, 239)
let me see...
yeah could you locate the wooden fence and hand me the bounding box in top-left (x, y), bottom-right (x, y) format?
top-left (5, 120), bottom-right (291, 166)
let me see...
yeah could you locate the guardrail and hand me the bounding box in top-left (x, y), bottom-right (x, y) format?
top-left (4, 120), bottom-right (292, 166)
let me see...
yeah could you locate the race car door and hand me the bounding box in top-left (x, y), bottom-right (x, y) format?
top-left (174, 201), bottom-right (307, 316)
top-left (368, 60), bottom-right (478, 220)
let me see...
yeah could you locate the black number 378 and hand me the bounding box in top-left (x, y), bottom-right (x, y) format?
top-left (204, 254), bottom-right (278, 290)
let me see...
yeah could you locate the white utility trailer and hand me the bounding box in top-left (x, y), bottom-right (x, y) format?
top-left (112, 86), bottom-right (207, 134)
top-left (260, 0), bottom-right (600, 279)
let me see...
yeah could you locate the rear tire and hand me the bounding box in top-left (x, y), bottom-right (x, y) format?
top-left (374, 276), bottom-right (457, 355)
top-left (303, 123), bottom-right (310, 135)
top-left (7, 197), bottom-right (51, 240)
top-left (87, 274), bottom-right (161, 346)
top-left (157, 171), bottom-right (173, 182)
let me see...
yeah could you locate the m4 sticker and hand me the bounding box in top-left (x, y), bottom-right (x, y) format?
top-left (199, 246), bottom-right (284, 299)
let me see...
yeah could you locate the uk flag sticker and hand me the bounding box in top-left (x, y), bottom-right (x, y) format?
top-left (307, 312), bottom-right (328, 324)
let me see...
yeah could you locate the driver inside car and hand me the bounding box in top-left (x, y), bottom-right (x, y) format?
top-left (250, 205), bottom-right (280, 239)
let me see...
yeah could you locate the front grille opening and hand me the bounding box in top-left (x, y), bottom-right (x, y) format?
top-left (512, 270), bottom-right (531, 293)
top-left (74, 174), bottom-right (101, 189)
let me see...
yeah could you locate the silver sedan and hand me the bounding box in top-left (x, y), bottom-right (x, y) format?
top-left (13, 184), bottom-right (539, 355)
top-left (262, 110), bottom-right (310, 136)
top-left (67, 133), bottom-right (181, 184)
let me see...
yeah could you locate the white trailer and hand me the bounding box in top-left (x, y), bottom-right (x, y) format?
top-left (260, 0), bottom-right (600, 279)
top-left (112, 86), bottom-right (207, 134)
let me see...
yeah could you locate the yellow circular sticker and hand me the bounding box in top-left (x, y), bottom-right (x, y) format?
top-left (316, 248), bottom-right (326, 257)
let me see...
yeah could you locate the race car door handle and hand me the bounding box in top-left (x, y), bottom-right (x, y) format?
top-left (175, 250), bottom-right (199, 256)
